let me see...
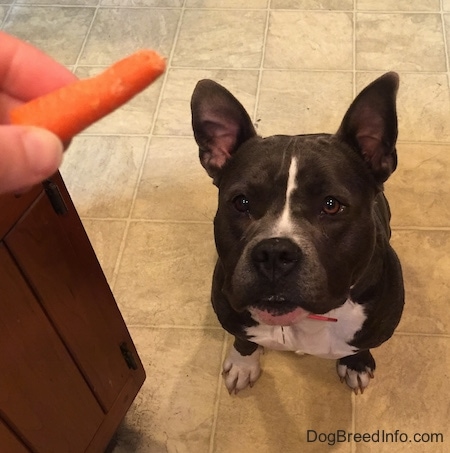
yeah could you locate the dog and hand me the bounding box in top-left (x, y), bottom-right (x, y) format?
top-left (190, 73), bottom-right (404, 395)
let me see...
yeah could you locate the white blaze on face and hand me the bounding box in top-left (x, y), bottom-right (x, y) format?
top-left (274, 156), bottom-right (298, 236)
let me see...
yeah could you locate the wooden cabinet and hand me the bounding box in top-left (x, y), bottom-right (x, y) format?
top-left (0, 173), bottom-right (145, 452)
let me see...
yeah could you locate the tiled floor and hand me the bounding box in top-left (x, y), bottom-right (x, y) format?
top-left (2, 1), bottom-right (450, 452)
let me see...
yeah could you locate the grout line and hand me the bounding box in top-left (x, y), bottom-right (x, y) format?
top-left (69, 63), bottom-right (447, 73)
top-left (80, 216), bottom-right (213, 224)
top-left (78, 132), bottom-right (192, 138)
top-left (71, 0), bottom-right (101, 73)
top-left (350, 392), bottom-right (357, 453)
top-left (392, 225), bottom-right (450, 231)
top-left (126, 0), bottom-right (186, 217)
top-left (125, 324), bottom-right (223, 330)
top-left (163, 66), bottom-right (450, 74)
top-left (253, 0), bottom-right (271, 124)
top-left (6, 3), bottom-right (97, 7)
top-left (356, 10), bottom-right (445, 15)
top-left (395, 331), bottom-right (450, 338)
top-left (208, 331), bottom-right (228, 453)
top-left (108, 141), bottom-right (150, 289)
top-left (1, 1), bottom-right (15, 29)
top-left (440, 0), bottom-right (450, 91)
top-left (395, 138), bottom-right (450, 144)
top-left (7, 3), bottom-right (182, 9)
top-left (171, 7), bottom-right (442, 13)
top-left (110, 2), bottom-right (186, 290)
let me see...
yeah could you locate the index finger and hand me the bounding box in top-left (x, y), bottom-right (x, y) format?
top-left (0, 31), bottom-right (77, 102)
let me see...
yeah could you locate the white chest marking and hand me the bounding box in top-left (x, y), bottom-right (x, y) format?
top-left (245, 299), bottom-right (367, 359)
top-left (273, 156), bottom-right (298, 236)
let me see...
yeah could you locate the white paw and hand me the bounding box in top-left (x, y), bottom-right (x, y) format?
top-left (336, 363), bottom-right (374, 394)
top-left (222, 345), bottom-right (263, 394)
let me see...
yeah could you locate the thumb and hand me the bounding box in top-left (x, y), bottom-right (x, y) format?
top-left (0, 126), bottom-right (63, 194)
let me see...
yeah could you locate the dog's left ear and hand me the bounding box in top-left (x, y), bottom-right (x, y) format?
top-left (191, 79), bottom-right (257, 184)
top-left (336, 72), bottom-right (399, 184)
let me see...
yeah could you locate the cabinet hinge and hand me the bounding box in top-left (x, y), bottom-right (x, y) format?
top-left (43, 180), bottom-right (68, 215)
top-left (120, 342), bottom-right (138, 370)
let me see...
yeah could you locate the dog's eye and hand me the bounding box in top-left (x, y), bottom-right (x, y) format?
top-left (232, 195), bottom-right (250, 213)
top-left (322, 196), bottom-right (344, 215)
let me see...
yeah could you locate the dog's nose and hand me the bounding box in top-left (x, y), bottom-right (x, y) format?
top-left (251, 238), bottom-right (301, 281)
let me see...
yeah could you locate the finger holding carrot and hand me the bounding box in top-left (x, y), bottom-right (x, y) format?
top-left (10, 49), bottom-right (166, 143)
top-left (0, 31), bottom-right (77, 194)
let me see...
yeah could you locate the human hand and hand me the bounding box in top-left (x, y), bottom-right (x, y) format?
top-left (0, 31), bottom-right (77, 194)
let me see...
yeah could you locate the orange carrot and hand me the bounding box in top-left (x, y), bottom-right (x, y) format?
top-left (10, 49), bottom-right (166, 142)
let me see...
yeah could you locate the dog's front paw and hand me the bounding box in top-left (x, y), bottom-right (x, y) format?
top-left (222, 345), bottom-right (263, 394)
top-left (336, 350), bottom-right (376, 395)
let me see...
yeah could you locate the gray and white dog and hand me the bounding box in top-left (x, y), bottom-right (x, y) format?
top-left (191, 73), bottom-right (404, 394)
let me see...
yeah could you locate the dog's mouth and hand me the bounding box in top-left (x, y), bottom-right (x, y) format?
top-left (249, 296), bottom-right (338, 326)
top-left (248, 295), bottom-right (308, 326)
top-left (250, 306), bottom-right (310, 326)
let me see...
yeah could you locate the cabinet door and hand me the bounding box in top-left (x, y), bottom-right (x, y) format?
top-left (4, 175), bottom-right (144, 412)
top-left (0, 244), bottom-right (104, 452)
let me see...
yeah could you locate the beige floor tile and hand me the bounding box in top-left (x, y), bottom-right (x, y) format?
top-left (74, 66), bottom-right (163, 135)
top-left (390, 230), bottom-right (450, 335)
top-left (264, 11), bottom-right (353, 70)
top-left (356, 72), bottom-right (450, 143)
top-left (132, 137), bottom-right (217, 221)
top-left (60, 135), bottom-right (147, 218)
top-left (356, 13), bottom-right (446, 71)
top-left (386, 144), bottom-right (450, 228)
top-left (257, 71), bottom-right (353, 137)
top-left (213, 343), bottom-right (352, 452)
top-left (154, 68), bottom-right (259, 136)
top-left (81, 219), bottom-right (127, 284)
top-left (0, 5), bottom-right (8, 18)
top-left (354, 335), bottom-right (450, 453)
top-left (113, 221), bottom-right (218, 327)
top-left (172, 9), bottom-right (267, 69)
top-left (2, 6), bottom-right (94, 64)
top-left (357, 0), bottom-right (440, 11)
top-left (445, 0), bottom-right (450, 11)
top-left (79, 8), bottom-right (180, 66)
top-left (272, 0), bottom-right (353, 9)
top-left (113, 327), bottom-right (224, 452)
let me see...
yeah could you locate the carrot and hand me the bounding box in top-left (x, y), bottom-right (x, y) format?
top-left (10, 49), bottom-right (166, 142)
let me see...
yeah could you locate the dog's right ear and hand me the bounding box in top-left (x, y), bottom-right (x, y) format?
top-left (191, 79), bottom-right (257, 184)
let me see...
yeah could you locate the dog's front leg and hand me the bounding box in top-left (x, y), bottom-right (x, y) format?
top-left (222, 337), bottom-right (263, 394)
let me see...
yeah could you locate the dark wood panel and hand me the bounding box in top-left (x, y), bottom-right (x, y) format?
top-left (0, 244), bottom-right (103, 453)
top-left (5, 174), bottom-right (144, 411)
top-left (0, 186), bottom-right (41, 239)
top-left (0, 418), bottom-right (30, 453)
